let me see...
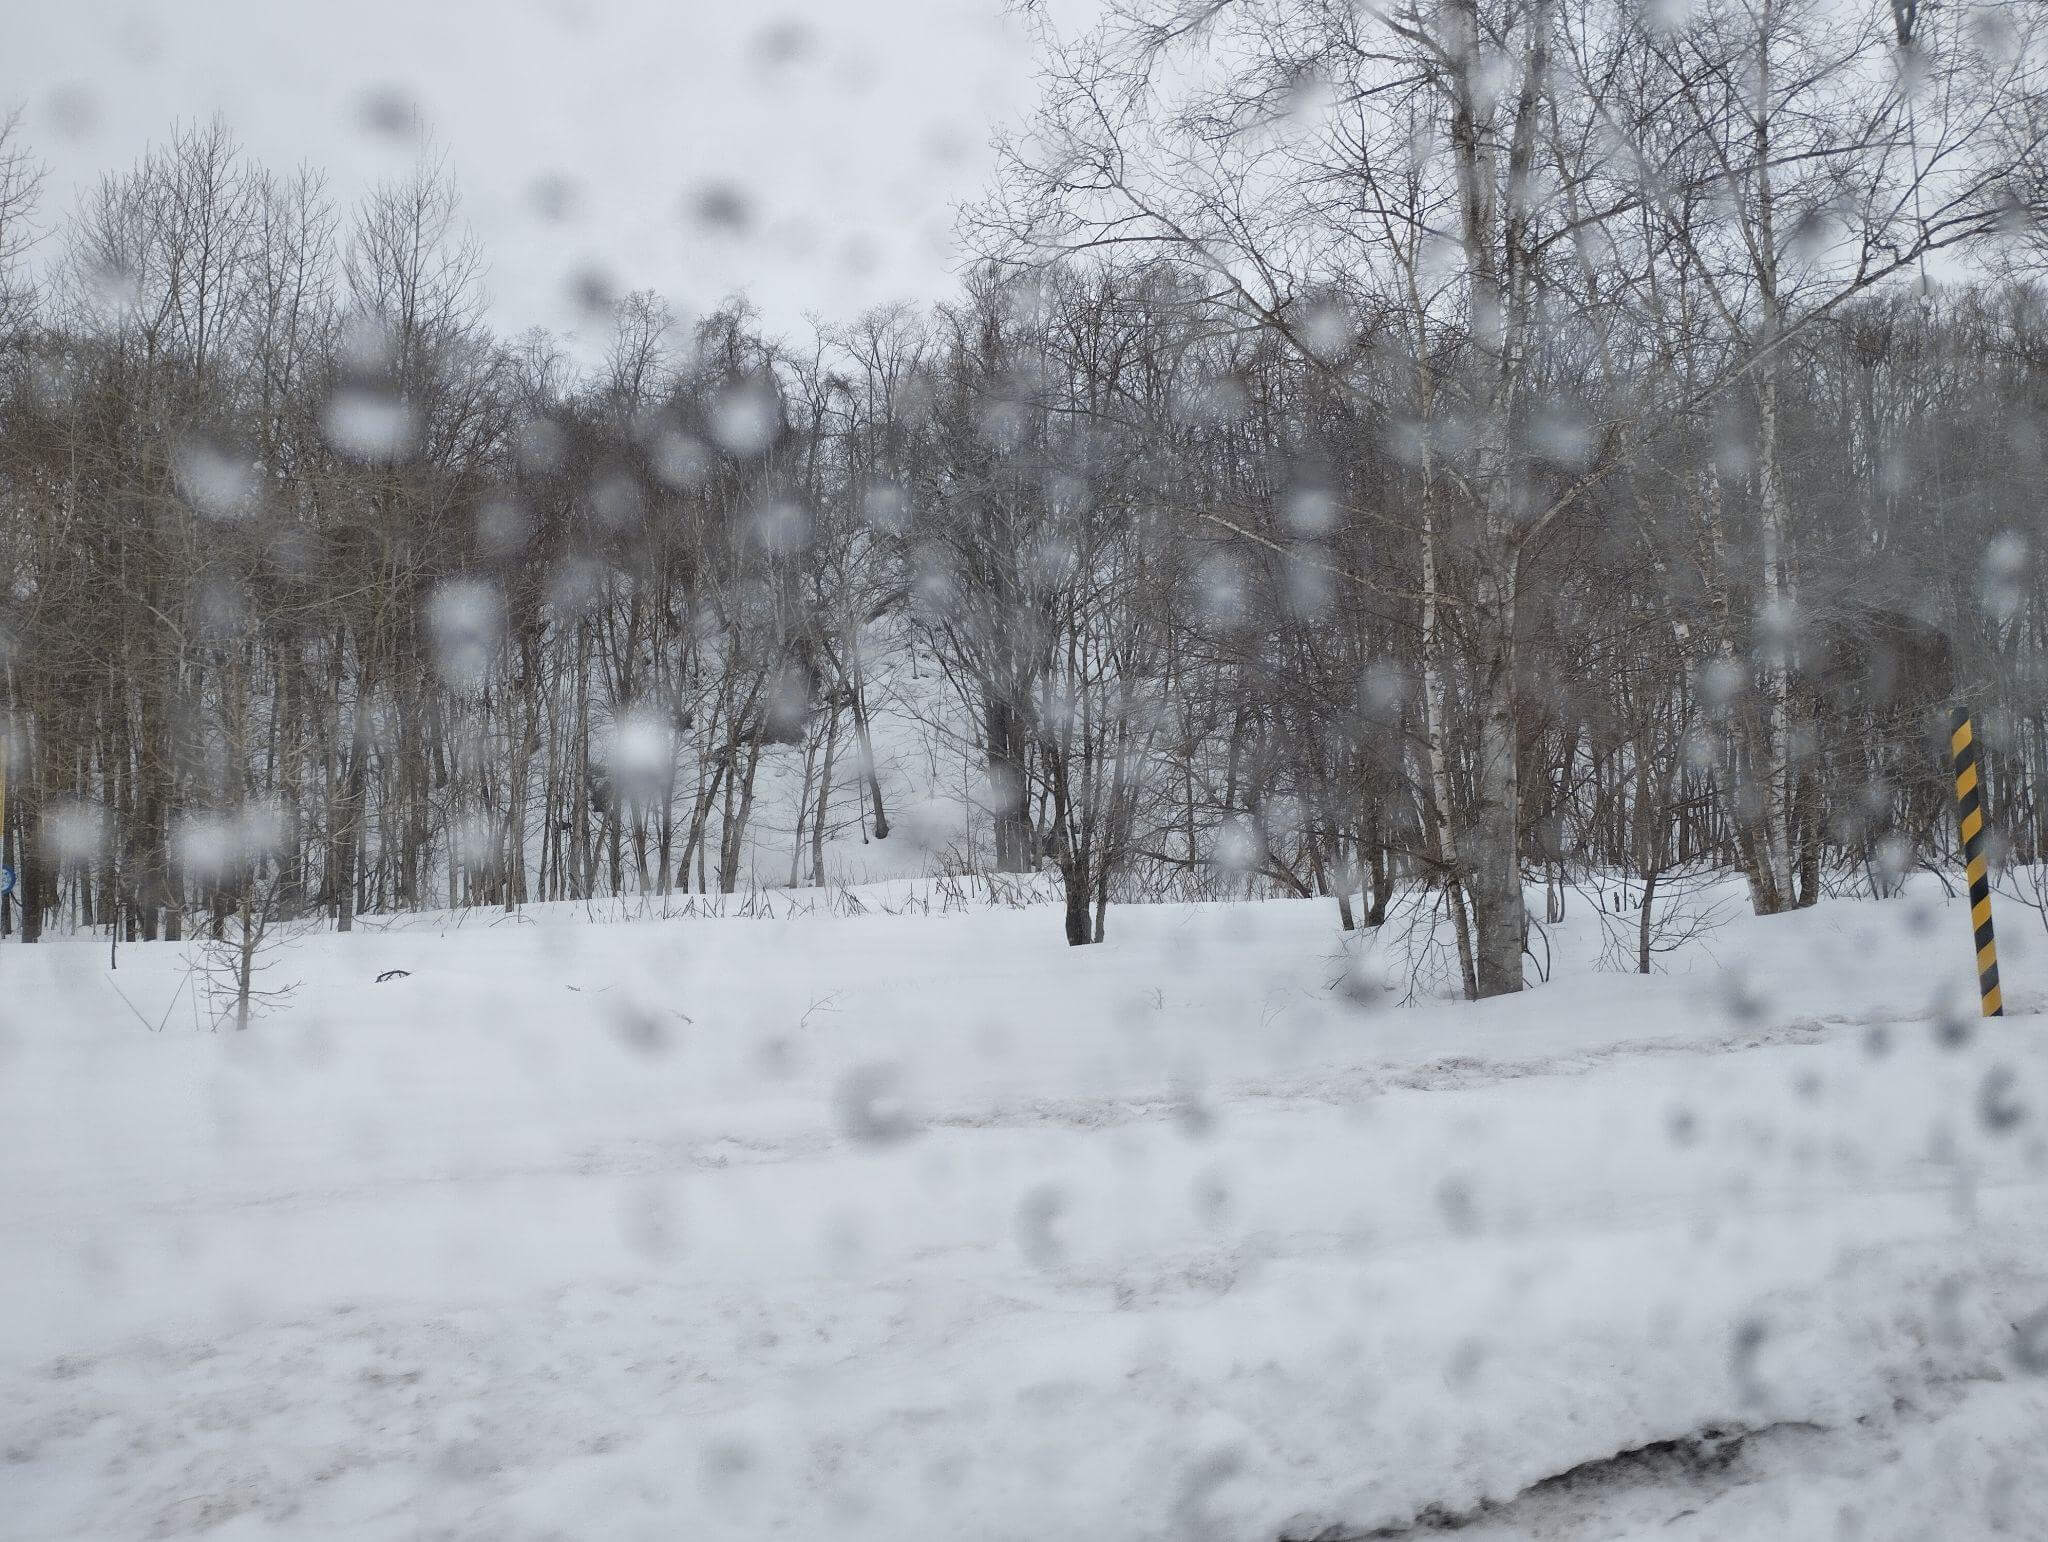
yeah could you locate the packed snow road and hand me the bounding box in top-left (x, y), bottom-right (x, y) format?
top-left (2, 884), bottom-right (2044, 1539)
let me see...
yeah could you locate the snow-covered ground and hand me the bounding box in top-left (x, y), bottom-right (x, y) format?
top-left (3, 881), bottom-right (2045, 1540)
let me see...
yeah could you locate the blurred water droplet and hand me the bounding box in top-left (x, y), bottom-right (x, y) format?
top-left (1695, 659), bottom-right (1744, 712)
top-left (527, 172), bottom-right (580, 224)
top-left (550, 556), bottom-right (606, 615)
top-left (590, 473), bottom-right (645, 532)
top-left (173, 439), bottom-right (259, 521)
top-left (765, 662), bottom-right (814, 741)
top-left (688, 183), bottom-right (754, 237)
top-left (749, 17), bottom-right (815, 71)
top-left (83, 256), bottom-right (139, 316)
top-left (609, 1003), bottom-right (672, 1059)
top-left (426, 579), bottom-right (503, 690)
top-left (2014, 1307), bottom-right (2048, 1374)
top-left (1981, 532), bottom-right (2029, 626)
top-left (1299, 300), bottom-right (1351, 359)
top-left (1014, 1182), bottom-right (1067, 1269)
top-left (1182, 371), bottom-right (1249, 425)
top-left (1717, 968), bottom-right (1765, 1026)
top-left (1731, 1315), bottom-right (1770, 1403)
top-left (45, 82), bottom-right (98, 141)
top-left (1446, 1336), bottom-right (1487, 1392)
top-left (1934, 1004), bottom-right (1974, 1050)
top-left (605, 708), bottom-right (674, 805)
top-left (700, 1435), bottom-right (758, 1501)
top-left (476, 497), bottom-right (534, 560)
top-left (1436, 1174), bottom-right (1478, 1235)
top-left (1172, 1082), bottom-right (1217, 1138)
top-left (834, 1062), bottom-right (921, 1146)
top-left (518, 416), bottom-right (569, 474)
top-left (749, 498), bottom-right (812, 556)
top-left (1195, 552), bottom-right (1247, 628)
top-left (1335, 951), bottom-right (1392, 1011)
top-left (1285, 559), bottom-right (1333, 620)
top-left (568, 266), bottom-right (619, 320)
top-left (1980, 1066), bottom-right (2025, 1134)
top-left (652, 430), bottom-right (711, 491)
top-left (1283, 487), bottom-right (1337, 535)
top-left (42, 802), bottom-right (106, 866)
top-left (1529, 404), bottom-right (1594, 468)
top-left (323, 387), bottom-right (414, 463)
top-left (1213, 819), bottom-right (1259, 877)
top-left (862, 483), bottom-right (909, 534)
top-left (355, 84), bottom-right (422, 141)
top-left (1788, 204), bottom-right (1840, 262)
top-left (172, 807), bottom-right (279, 887)
top-left (978, 398), bottom-right (1027, 454)
top-left (711, 381), bottom-right (780, 456)
top-left (452, 812), bottom-right (498, 873)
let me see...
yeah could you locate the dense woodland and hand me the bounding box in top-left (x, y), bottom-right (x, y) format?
top-left (2, 0), bottom-right (2048, 997)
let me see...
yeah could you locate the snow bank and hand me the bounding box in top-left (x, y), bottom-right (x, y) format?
top-left (1, 883), bottom-right (2044, 1538)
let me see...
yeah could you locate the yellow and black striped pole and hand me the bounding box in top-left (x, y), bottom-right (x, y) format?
top-left (1950, 708), bottom-right (2003, 1018)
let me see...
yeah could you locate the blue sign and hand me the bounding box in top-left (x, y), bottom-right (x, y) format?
top-left (0, 866), bottom-right (13, 896)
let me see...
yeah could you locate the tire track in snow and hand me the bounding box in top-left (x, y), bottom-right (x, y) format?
top-left (105, 1012), bottom-right (1858, 1225)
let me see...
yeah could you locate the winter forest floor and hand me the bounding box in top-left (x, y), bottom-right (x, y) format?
top-left (2, 880), bottom-right (2046, 1540)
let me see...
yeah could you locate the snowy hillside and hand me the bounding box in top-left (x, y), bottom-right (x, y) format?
top-left (3, 883), bottom-right (2045, 1540)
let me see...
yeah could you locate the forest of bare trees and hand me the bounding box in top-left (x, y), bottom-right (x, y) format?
top-left (2, 0), bottom-right (2047, 997)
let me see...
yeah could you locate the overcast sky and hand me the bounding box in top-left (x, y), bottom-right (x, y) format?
top-left (3, 0), bottom-right (1040, 353)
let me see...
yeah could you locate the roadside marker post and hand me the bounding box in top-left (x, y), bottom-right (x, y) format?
top-left (1950, 709), bottom-right (2004, 1018)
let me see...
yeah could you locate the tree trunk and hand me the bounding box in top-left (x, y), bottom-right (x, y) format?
top-left (1637, 867), bottom-right (1661, 974)
top-left (811, 704), bottom-right (839, 888)
top-left (1061, 854), bottom-right (1091, 946)
top-left (1466, 560), bottom-right (1525, 998)
top-left (986, 696), bottom-right (1032, 872)
top-left (848, 668), bottom-right (889, 841)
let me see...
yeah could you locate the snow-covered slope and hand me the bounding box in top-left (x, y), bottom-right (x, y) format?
top-left (2, 883), bottom-right (2044, 1539)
